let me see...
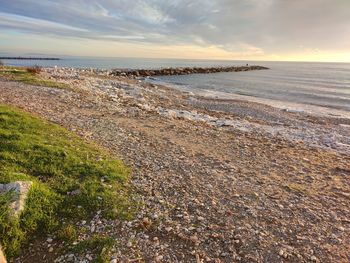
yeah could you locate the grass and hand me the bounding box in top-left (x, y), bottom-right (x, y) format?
top-left (0, 104), bottom-right (135, 259)
top-left (0, 66), bottom-right (70, 90)
top-left (73, 235), bottom-right (115, 263)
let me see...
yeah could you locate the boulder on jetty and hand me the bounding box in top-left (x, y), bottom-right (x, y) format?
top-left (109, 65), bottom-right (269, 78)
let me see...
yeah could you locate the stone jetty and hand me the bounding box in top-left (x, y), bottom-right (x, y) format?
top-left (109, 65), bottom-right (269, 77)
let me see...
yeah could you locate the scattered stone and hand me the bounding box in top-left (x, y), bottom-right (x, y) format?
top-left (0, 181), bottom-right (33, 216)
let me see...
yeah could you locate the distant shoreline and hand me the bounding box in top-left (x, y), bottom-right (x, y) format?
top-left (0, 57), bottom-right (60, 60)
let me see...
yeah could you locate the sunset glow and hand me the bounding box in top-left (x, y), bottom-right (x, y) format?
top-left (1, 0), bottom-right (350, 62)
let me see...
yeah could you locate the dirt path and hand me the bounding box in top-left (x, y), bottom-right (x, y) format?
top-left (1, 75), bottom-right (349, 262)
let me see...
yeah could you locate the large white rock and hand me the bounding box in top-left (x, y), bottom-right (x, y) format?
top-left (0, 181), bottom-right (33, 216)
top-left (0, 245), bottom-right (6, 263)
top-left (0, 181), bottom-right (32, 262)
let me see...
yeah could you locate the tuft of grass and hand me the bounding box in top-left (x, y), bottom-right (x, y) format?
top-left (73, 235), bottom-right (115, 263)
top-left (26, 65), bottom-right (42, 74)
top-left (0, 66), bottom-right (69, 90)
top-left (0, 104), bottom-right (135, 258)
top-left (57, 224), bottom-right (77, 242)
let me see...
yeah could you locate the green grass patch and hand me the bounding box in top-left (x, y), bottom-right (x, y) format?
top-left (73, 235), bottom-right (115, 263)
top-left (0, 67), bottom-right (70, 90)
top-left (0, 104), bottom-right (135, 258)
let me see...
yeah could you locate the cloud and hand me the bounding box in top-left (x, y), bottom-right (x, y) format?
top-left (0, 0), bottom-right (350, 57)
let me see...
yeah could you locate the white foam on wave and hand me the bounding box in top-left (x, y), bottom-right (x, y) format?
top-left (194, 89), bottom-right (350, 119)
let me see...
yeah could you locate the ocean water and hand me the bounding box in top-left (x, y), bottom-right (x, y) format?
top-left (152, 61), bottom-right (350, 114)
top-left (2, 57), bottom-right (350, 114)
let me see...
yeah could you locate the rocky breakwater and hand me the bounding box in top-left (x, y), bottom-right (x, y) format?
top-left (109, 65), bottom-right (269, 78)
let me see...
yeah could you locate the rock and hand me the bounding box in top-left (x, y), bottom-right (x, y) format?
top-left (155, 255), bottom-right (163, 261)
top-left (0, 246), bottom-right (7, 263)
top-left (165, 227), bottom-right (173, 232)
top-left (311, 256), bottom-right (318, 262)
top-left (190, 235), bottom-right (200, 245)
top-left (109, 65), bottom-right (269, 77)
top-left (49, 247), bottom-right (54, 253)
top-left (69, 189), bottom-right (81, 196)
top-left (278, 249), bottom-right (289, 259)
top-left (0, 181), bottom-right (33, 216)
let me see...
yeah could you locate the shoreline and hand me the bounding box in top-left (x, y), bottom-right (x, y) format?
top-left (2, 65), bottom-right (350, 154)
top-left (43, 66), bottom-right (350, 155)
top-left (145, 78), bottom-right (350, 120)
top-left (39, 65), bottom-right (350, 120)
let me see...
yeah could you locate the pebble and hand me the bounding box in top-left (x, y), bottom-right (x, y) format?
top-left (165, 227), bottom-right (173, 232)
top-left (311, 255), bottom-right (318, 262)
top-left (155, 255), bottom-right (164, 261)
top-left (190, 235), bottom-right (199, 244)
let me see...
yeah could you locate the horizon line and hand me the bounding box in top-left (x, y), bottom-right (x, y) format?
top-left (1, 53), bottom-right (350, 64)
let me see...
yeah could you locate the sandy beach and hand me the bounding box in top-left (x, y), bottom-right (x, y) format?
top-left (1, 67), bottom-right (349, 262)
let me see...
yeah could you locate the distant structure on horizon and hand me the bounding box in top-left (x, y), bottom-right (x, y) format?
top-left (0, 57), bottom-right (60, 60)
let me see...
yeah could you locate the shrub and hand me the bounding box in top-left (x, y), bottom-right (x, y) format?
top-left (26, 65), bottom-right (42, 74)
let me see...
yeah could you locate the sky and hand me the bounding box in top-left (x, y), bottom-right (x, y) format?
top-left (0, 0), bottom-right (350, 62)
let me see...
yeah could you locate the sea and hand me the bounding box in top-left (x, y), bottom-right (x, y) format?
top-left (3, 56), bottom-right (350, 116)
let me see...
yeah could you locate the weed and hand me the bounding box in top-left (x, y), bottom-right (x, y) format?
top-left (26, 65), bottom-right (42, 74)
top-left (0, 66), bottom-right (70, 90)
top-left (73, 235), bottom-right (115, 263)
top-left (57, 224), bottom-right (77, 242)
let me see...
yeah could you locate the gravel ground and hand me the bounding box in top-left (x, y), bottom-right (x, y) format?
top-left (0, 68), bottom-right (349, 263)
